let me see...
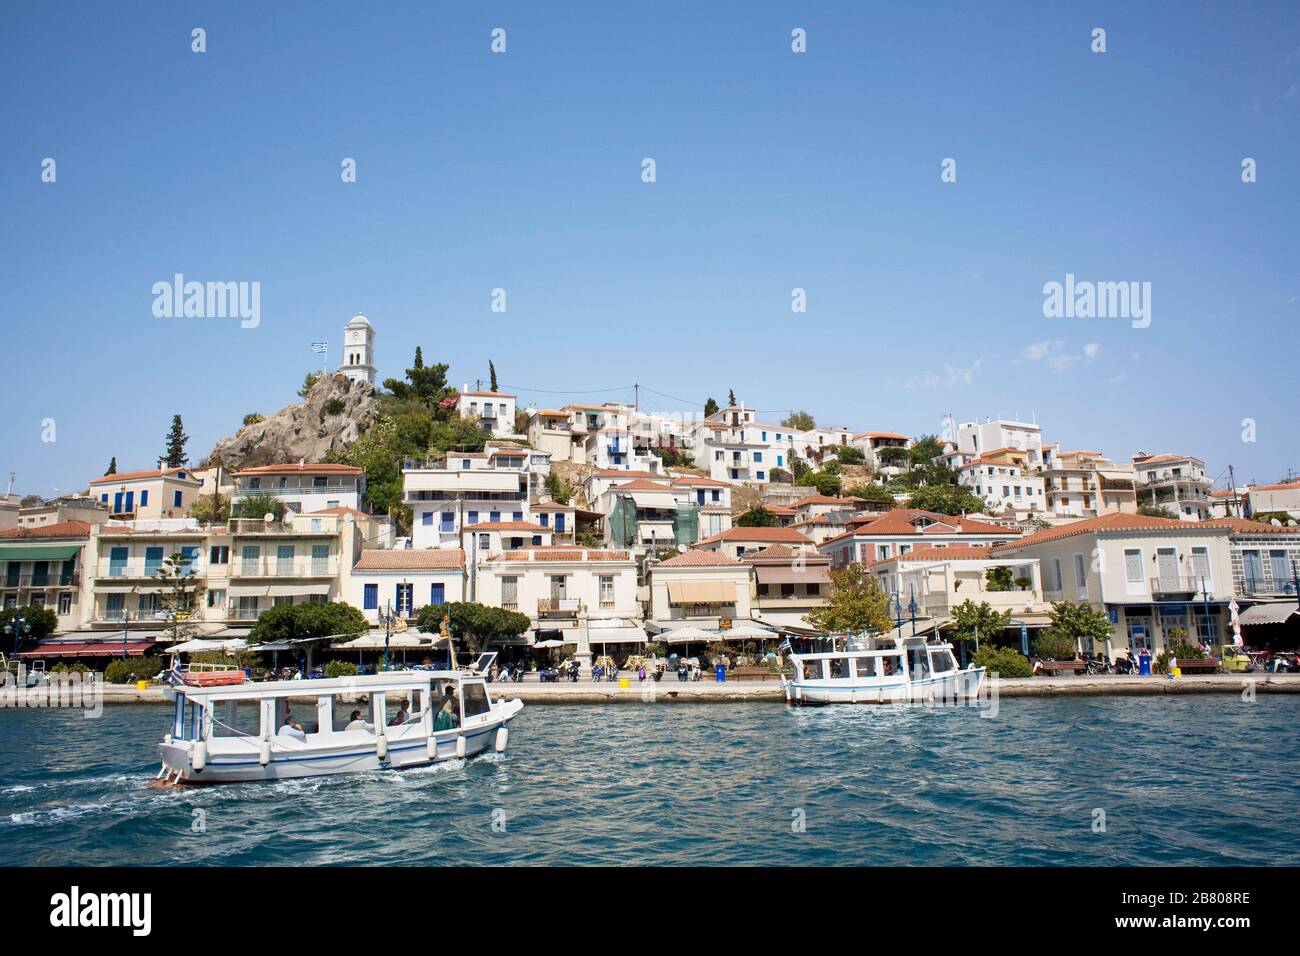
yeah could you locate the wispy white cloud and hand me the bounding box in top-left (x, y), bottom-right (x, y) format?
top-left (900, 358), bottom-right (983, 390)
top-left (1019, 340), bottom-right (1101, 371)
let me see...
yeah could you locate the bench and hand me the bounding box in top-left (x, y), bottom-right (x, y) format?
top-left (1038, 659), bottom-right (1087, 675)
top-left (1171, 657), bottom-right (1220, 674)
top-left (728, 666), bottom-right (785, 682)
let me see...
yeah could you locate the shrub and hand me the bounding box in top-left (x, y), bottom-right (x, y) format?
top-left (0, 605), bottom-right (59, 640)
top-left (973, 645), bottom-right (1033, 678)
top-left (104, 656), bottom-right (166, 684)
top-left (1033, 631), bottom-right (1077, 661)
top-left (325, 659), bottom-right (359, 678)
top-left (324, 398), bottom-right (346, 416)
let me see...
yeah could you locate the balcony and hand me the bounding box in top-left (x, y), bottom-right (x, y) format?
top-left (538, 597), bottom-right (584, 616)
top-left (226, 517), bottom-right (340, 536)
top-left (92, 562), bottom-right (201, 581)
top-left (1149, 576), bottom-right (1204, 596)
top-left (1239, 576), bottom-right (1297, 598)
top-left (2, 572), bottom-right (80, 589)
top-left (231, 559), bottom-right (337, 578)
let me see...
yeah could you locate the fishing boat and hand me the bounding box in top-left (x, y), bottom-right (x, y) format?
top-left (156, 671), bottom-right (523, 785)
top-left (780, 634), bottom-right (984, 705)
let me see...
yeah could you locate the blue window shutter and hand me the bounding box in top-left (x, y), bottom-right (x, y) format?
top-left (422, 512), bottom-right (433, 526)
top-left (513, 511), bottom-right (522, 522)
top-left (113, 492), bottom-right (123, 513)
top-left (555, 514), bottom-right (565, 532)
top-left (173, 490), bottom-right (182, 507)
top-left (124, 491), bottom-right (134, 512)
top-left (140, 490), bottom-right (149, 506)
top-left (363, 584), bottom-right (378, 610)
top-left (431, 583), bottom-right (444, 604)
top-left (490, 510), bottom-right (500, 523)
top-left (468, 511), bottom-right (479, 524)
top-left (539, 514), bottom-right (548, 526)
top-left (101, 493), bottom-right (108, 503)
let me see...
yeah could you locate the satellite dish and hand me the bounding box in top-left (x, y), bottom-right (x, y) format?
top-left (263, 512), bottom-right (275, 523)
top-left (677, 543), bottom-right (688, 553)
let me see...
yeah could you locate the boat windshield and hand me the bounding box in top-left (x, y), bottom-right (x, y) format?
top-left (909, 647), bottom-right (931, 679)
top-left (929, 648), bottom-right (957, 673)
top-left (462, 681), bottom-right (491, 718)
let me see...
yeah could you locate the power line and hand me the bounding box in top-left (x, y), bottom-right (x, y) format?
top-left (498, 383), bottom-right (633, 395)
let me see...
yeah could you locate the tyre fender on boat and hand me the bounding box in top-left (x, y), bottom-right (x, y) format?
top-left (495, 726), bottom-right (508, 753)
top-left (455, 735), bottom-right (466, 759)
top-left (192, 740), bottom-right (207, 772)
top-left (259, 740), bottom-right (271, 766)
top-left (376, 733), bottom-right (388, 761)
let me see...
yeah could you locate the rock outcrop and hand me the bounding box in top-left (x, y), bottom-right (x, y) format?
top-left (203, 374), bottom-right (379, 470)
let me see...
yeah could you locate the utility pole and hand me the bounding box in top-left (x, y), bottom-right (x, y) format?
top-left (1227, 464), bottom-right (1239, 518)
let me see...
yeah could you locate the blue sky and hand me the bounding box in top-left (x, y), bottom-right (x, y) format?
top-left (3, 1), bottom-right (1298, 497)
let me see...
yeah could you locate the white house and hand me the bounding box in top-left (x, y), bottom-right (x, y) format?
top-left (230, 463), bottom-right (366, 515)
top-left (405, 448), bottom-right (532, 550)
top-left (88, 467), bottom-right (203, 520)
top-left (346, 548), bottom-right (465, 621)
top-left (457, 390), bottom-right (517, 437)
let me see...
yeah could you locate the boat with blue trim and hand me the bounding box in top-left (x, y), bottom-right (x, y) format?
top-left (156, 671), bottom-right (523, 784)
top-left (780, 634), bottom-right (984, 705)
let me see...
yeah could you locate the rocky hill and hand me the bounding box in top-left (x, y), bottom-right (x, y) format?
top-left (202, 374), bottom-right (379, 471)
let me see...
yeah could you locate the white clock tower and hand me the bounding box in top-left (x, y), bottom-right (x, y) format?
top-left (339, 314), bottom-right (376, 385)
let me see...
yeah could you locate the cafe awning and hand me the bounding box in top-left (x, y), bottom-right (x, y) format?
top-left (1239, 603), bottom-right (1299, 626)
top-left (0, 545), bottom-right (81, 562)
top-left (627, 491), bottom-right (679, 509)
top-left (18, 640), bottom-right (157, 659)
top-left (666, 580), bottom-right (736, 604)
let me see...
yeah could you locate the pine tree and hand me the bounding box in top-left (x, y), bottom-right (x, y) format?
top-left (704, 397), bottom-right (719, 417)
top-left (105, 457), bottom-right (117, 476)
top-left (489, 360), bottom-right (498, 392)
top-left (164, 415), bottom-right (189, 468)
top-left (413, 346), bottom-right (424, 370)
top-left (728, 388), bottom-right (736, 407)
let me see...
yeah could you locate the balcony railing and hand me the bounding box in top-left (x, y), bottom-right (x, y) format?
top-left (226, 518), bottom-right (340, 535)
top-left (1149, 576), bottom-right (1204, 595)
top-left (232, 559), bottom-right (337, 578)
top-left (537, 597), bottom-right (584, 615)
top-left (1240, 576), bottom-right (1297, 597)
top-left (93, 562), bottom-right (201, 580)
top-left (2, 573), bottom-right (80, 589)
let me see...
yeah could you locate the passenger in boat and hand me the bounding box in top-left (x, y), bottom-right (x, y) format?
top-left (278, 711), bottom-right (307, 741)
top-left (345, 710), bottom-right (374, 732)
top-left (882, 657), bottom-right (898, 676)
top-left (388, 698), bottom-right (410, 726)
top-left (432, 688), bottom-right (460, 731)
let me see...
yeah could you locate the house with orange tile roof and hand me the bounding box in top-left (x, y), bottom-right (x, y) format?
top-left (850, 431), bottom-right (912, 474)
top-left (993, 512), bottom-right (1239, 656)
top-left (88, 466), bottom-right (203, 520)
top-left (646, 548), bottom-right (754, 628)
top-left (816, 510), bottom-right (1022, 570)
top-left (1041, 445), bottom-right (1138, 520)
top-left (231, 462), bottom-right (366, 515)
top-left (0, 520), bottom-right (93, 632)
top-left (1244, 479), bottom-right (1300, 521)
top-left (955, 418), bottom-right (1046, 470)
top-left (345, 548), bottom-right (466, 622)
top-left (691, 526), bottom-right (815, 561)
top-left (404, 445), bottom-right (534, 550)
top-left (742, 544), bottom-right (831, 633)
top-left (474, 546), bottom-right (642, 668)
top-left (955, 448), bottom-right (1046, 519)
top-left (455, 387), bottom-right (517, 438)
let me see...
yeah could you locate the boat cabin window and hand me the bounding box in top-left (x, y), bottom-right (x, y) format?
top-left (825, 658), bottom-right (850, 679)
top-left (929, 648), bottom-right (956, 673)
top-left (852, 657), bottom-right (876, 678)
top-left (462, 681), bottom-right (491, 718)
top-left (800, 659), bottom-right (823, 679)
top-left (334, 695), bottom-right (376, 732)
top-left (909, 648), bottom-right (931, 678)
top-left (212, 699), bottom-right (260, 737)
top-left (880, 655), bottom-right (903, 676)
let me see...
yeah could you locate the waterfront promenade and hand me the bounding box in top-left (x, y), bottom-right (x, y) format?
top-left (71, 672), bottom-right (1300, 705)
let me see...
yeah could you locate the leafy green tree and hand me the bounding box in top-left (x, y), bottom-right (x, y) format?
top-left (383, 346), bottom-right (453, 406)
top-left (1032, 631), bottom-right (1078, 661)
top-left (950, 599), bottom-right (1013, 647)
top-left (298, 372), bottom-right (320, 398)
top-left (704, 398), bottom-right (719, 417)
top-left (1046, 600), bottom-right (1115, 657)
top-left (231, 493), bottom-right (287, 521)
top-left (736, 503), bottom-right (777, 527)
top-left (544, 471), bottom-right (574, 505)
top-left (985, 566), bottom-right (1013, 592)
top-left (805, 565), bottom-right (893, 635)
top-left (796, 469), bottom-right (841, 496)
top-left (908, 483), bottom-right (984, 516)
top-left (0, 605), bottom-right (59, 641)
top-left (415, 602), bottom-right (530, 655)
top-left (163, 414), bottom-right (189, 467)
top-left (908, 434), bottom-right (944, 468)
top-left (157, 551), bottom-right (203, 643)
top-left (835, 446), bottom-right (865, 463)
top-left (782, 410), bottom-right (815, 431)
top-left (19, 494), bottom-right (44, 508)
top-left (248, 602), bottom-right (368, 645)
top-left (845, 483), bottom-right (896, 508)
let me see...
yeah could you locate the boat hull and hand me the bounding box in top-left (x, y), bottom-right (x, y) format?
top-left (781, 667), bottom-right (985, 705)
top-left (158, 699), bottom-right (523, 784)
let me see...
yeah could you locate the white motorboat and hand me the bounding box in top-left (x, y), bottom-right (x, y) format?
top-left (156, 671), bottom-right (523, 785)
top-left (780, 634), bottom-right (984, 705)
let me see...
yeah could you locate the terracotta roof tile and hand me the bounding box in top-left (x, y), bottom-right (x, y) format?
top-left (694, 527), bottom-right (813, 546)
top-left (232, 463), bottom-right (363, 476)
top-left (994, 512), bottom-right (1217, 551)
top-left (89, 467), bottom-right (194, 485)
top-left (0, 520), bottom-right (92, 540)
top-left (656, 550), bottom-right (743, 567)
top-left (873, 544), bottom-right (998, 566)
top-left (354, 549), bottom-right (465, 571)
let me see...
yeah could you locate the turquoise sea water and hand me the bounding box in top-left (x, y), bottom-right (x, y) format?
top-left (1, 697), bottom-right (1297, 866)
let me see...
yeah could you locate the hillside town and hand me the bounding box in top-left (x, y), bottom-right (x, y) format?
top-left (4, 314), bottom-right (1299, 676)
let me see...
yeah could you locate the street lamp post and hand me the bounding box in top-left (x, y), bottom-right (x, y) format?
top-left (5, 615), bottom-right (31, 659)
top-left (384, 600), bottom-right (392, 673)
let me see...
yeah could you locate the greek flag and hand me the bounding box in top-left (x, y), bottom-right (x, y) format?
top-left (777, 638), bottom-right (792, 654)
top-left (310, 342), bottom-right (328, 353)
